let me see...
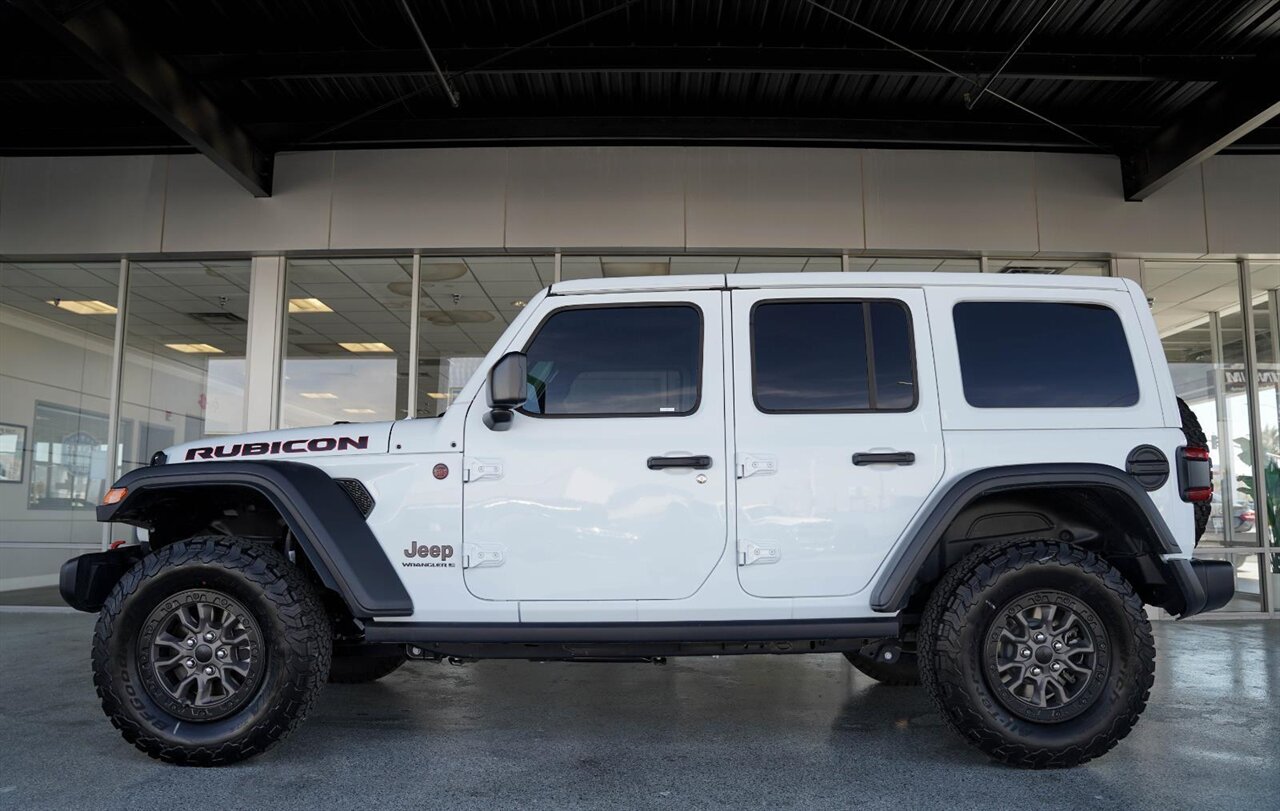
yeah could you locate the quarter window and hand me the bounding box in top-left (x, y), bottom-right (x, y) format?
top-left (522, 305), bottom-right (701, 416)
top-left (953, 301), bottom-right (1139, 408)
top-left (752, 300), bottom-right (917, 412)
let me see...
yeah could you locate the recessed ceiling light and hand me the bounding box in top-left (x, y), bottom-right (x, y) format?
top-left (511, 300), bottom-right (527, 308)
top-left (47, 299), bottom-right (117, 315)
top-left (300, 392), bottom-right (338, 399)
top-left (342, 408), bottom-right (377, 414)
top-left (165, 343), bottom-right (223, 354)
top-left (426, 392), bottom-right (449, 400)
top-left (289, 297), bottom-right (333, 313)
top-left (339, 341), bottom-right (394, 353)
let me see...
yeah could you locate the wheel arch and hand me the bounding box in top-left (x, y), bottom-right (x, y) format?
top-left (871, 463), bottom-right (1206, 618)
top-left (95, 460), bottom-right (412, 618)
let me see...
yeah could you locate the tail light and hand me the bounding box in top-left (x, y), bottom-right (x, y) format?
top-left (1177, 446), bottom-right (1213, 502)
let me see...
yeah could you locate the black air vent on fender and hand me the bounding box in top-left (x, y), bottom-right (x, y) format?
top-left (1126, 445), bottom-right (1170, 491)
top-left (334, 478), bottom-right (375, 517)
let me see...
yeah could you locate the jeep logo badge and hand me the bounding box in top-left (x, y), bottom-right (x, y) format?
top-left (401, 541), bottom-right (455, 568)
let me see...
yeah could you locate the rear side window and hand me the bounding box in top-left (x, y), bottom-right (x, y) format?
top-left (522, 305), bottom-right (701, 416)
top-left (752, 300), bottom-right (917, 412)
top-left (953, 301), bottom-right (1139, 408)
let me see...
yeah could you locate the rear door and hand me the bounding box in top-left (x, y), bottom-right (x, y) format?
top-left (730, 288), bottom-right (944, 597)
top-left (461, 292), bottom-right (729, 601)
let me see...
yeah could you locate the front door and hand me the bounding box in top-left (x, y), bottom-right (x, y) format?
top-left (462, 292), bottom-right (728, 601)
top-left (731, 288), bottom-right (945, 598)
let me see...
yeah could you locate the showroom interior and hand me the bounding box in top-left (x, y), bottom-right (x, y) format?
top-left (1, 0), bottom-right (1278, 618)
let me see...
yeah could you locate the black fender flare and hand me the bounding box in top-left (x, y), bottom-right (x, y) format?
top-left (97, 460), bottom-right (412, 618)
top-left (869, 463), bottom-right (1208, 617)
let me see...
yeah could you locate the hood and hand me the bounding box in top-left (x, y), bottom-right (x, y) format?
top-left (161, 422), bottom-right (395, 465)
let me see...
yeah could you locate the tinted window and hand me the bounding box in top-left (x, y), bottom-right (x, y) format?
top-left (523, 305), bottom-right (701, 416)
top-left (953, 301), bottom-right (1139, 408)
top-left (752, 300), bottom-right (916, 412)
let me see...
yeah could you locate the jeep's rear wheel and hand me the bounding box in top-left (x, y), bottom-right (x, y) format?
top-left (919, 540), bottom-right (1154, 768)
top-left (93, 536), bottom-right (331, 765)
top-left (328, 651), bottom-right (407, 683)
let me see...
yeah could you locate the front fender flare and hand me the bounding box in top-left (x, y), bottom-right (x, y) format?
top-left (98, 460), bottom-right (412, 618)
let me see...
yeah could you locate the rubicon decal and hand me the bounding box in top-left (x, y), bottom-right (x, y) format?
top-left (184, 435), bottom-right (369, 461)
top-left (402, 541), bottom-right (455, 568)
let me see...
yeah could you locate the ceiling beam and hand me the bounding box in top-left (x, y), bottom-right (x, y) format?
top-left (273, 115), bottom-right (1136, 150)
top-left (159, 47), bottom-right (1269, 84)
top-left (13, 0), bottom-right (273, 196)
top-left (6, 116), bottom-right (1278, 155)
top-left (1121, 67), bottom-right (1280, 200)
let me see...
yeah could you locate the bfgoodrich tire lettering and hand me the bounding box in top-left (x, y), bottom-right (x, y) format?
top-left (918, 540), bottom-right (1154, 768)
top-left (92, 536), bottom-right (332, 765)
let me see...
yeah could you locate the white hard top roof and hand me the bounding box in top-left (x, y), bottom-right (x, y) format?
top-left (550, 272), bottom-right (1132, 295)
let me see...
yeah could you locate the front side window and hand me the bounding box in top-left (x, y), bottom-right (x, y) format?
top-left (522, 305), bottom-right (701, 416)
top-left (752, 300), bottom-right (917, 412)
top-left (953, 301), bottom-right (1139, 408)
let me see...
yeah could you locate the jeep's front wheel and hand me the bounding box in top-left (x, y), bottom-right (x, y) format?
top-left (93, 537), bottom-right (332, 765)
top-left (919, 540), bottom-right (1154, 768)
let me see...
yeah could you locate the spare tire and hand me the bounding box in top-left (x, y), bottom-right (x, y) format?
top-left (1177, 397), bottom-right (1212, 544)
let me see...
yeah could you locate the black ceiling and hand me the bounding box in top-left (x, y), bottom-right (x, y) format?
top-left (4, 0), bottom-right (1279, 197)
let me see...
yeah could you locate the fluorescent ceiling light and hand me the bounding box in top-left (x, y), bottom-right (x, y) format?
top-left (426, 392), bottom-right (449, 400)
top-left (342, 408), bottom-right (377, 414)
top-left (339, 341), bottom-right (394, 353)
top-left (300, 392), bottom-right (338, 399)
top-left (165, 343), bottom-right (223, 354)
top-left (289, 297), bottom-right (332, 313)
top-left (47, 299), bottom-right (117, 315)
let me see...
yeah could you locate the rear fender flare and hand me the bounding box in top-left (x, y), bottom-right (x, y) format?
top-left (870, 463), bottom-right (1203, 615)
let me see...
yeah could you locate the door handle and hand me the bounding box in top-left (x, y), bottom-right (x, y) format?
top-left (647, 455), bottom-right (712, 470)
top-left (852, 451), bottom-right (915, 466)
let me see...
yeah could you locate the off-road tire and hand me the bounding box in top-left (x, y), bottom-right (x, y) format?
top-left (328, 652), bottom-right (407, 684)
top-left (843, 650), bottom-right (921, 686)
top-left (92, 536), bottom-right (332, 765)
top-left (1177, 396), bottom-right (1212, 543)
top-left (918, 540), bottom-right (1155, 769)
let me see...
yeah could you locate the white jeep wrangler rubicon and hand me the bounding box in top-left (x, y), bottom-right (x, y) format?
top-left (62, 272), bottom-right (1232, 768)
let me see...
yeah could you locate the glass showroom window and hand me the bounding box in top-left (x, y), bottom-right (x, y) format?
top-left (416, 257), bottom-right (550, 416)
top-left (0, 261), bottom-right (121, 605)
top-left (117, 261), bottom-right (251, 475)
top-left (1146, 260), bottom-right (1272, 613)
top-left (281, 258), bottom-right (413, 427)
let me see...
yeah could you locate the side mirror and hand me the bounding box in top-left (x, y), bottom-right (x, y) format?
top-left (484, 351), bottom-right (527, 431)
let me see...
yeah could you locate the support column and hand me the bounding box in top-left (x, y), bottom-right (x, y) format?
top-left (407, 253), bottom-right (421, 418)
top-left (243, 256), bottom-right (286, 432)
top-left (1239, 261), bottom-right (1270, 605)
top-left (103, 257), bottom-right (130, 547)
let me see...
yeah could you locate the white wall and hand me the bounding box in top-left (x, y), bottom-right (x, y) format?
top-left (2, 148), bottom-right (1277, 259)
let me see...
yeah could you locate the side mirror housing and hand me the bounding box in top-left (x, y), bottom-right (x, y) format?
top-left (484, 351), bottom-right (527, 430)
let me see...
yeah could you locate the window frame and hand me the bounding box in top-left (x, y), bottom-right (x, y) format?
top-left (749, 297), bottom-right (920, 415)
top-left (516, 301), bottom-right (705, 420)
top-left (951, 299), bottom-right (1140, 410)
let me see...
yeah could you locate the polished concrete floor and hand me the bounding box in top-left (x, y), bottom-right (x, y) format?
top-left (0, 612), bottom-right (1275, 810)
